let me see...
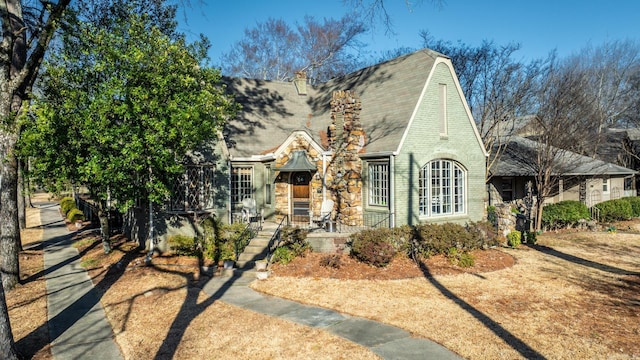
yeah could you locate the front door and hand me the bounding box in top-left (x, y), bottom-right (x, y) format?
top-left (291, 172), bottom-right (311, 219)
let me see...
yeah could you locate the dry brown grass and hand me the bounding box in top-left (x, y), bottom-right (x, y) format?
top-left (73, 234), bottom-right (380, 359)
top-left (253, 231), bottom-right (640, 359)
top-left (9, 196), bottom-right (640, 359)
top-left (9, 194), bottom-right (52, 359)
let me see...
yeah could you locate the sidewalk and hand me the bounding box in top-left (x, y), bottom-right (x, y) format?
top-left (39, 201), bottom-right (123, 360)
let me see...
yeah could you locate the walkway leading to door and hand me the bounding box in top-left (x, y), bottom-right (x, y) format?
top-left (39, 201), bottom-right (123, 360)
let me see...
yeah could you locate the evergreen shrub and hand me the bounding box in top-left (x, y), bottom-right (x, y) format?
top-left (60, 197), bottom-right (76, 215)
top-left (594, 199), bottom-right (633, 222)
top-left (541, 200), bottom-right (590, 229)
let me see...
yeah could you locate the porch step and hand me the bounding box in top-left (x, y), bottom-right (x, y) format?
top-left (235, 223), bottom-right (279, 269)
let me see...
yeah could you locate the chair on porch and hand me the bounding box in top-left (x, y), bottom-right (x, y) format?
top-left (313, 199), bottom-right (334, 231)
top-left (241, 197), bottom-right (263, 229)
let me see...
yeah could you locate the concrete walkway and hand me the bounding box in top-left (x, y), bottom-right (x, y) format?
top-left (203, 272), bottom-right (463, 360)
top-left (39, 201), bottom-right (123, 360)
top-left (38, 200), bottom-right (460, 359)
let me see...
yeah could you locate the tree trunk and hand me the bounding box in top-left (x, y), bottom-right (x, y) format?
top-left (0, 274), bottom-right (19, 360)
top-left (17, 160), bottom-right (25, 232)
top-left (98, 207), bottom-right (112, 254)
top-left (0, 137), bottom-right (21, 291)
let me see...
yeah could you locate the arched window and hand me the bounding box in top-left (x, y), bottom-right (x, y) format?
top-left (419, 160), bottom-right (466, 216)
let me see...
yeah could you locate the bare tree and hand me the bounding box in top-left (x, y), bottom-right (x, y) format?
top-left (345, 0), bottom-right (445, 34)
top-left (528, 57), bottom-right (598, 230)
top-left (220, 15), bottom-right (366, 84)
top-left (567, 40), bottom-right (640, 156)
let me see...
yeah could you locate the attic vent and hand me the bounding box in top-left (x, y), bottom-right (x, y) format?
top-left (293, 70), bottom-right (307, 96)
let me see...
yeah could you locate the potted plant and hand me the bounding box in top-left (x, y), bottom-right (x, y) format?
top-left (219, 241), bottom-right (235, 269)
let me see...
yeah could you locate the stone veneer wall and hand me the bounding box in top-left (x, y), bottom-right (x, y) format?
top-left (273, 137), bottom-right (325, 217)
top-left (328, 90), bottom-right (363, 226)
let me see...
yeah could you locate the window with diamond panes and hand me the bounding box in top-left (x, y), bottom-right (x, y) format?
top-left (231, 166), bottom-right (253, 207)
top-left (170, 165), bottom-right (215, 212)
top-left (419, 160), bottom-right (465, 217)
top-left (368, 162), bottom-right (389, 206)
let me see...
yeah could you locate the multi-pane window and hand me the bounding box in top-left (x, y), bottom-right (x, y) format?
top-left (419, 159), bottom-right (465, 216)
top-left (170, 165), bottom-right (215, 212)
top-left (231, 166), bottom-right (253, 207)
top-left (368, 162), bottom-right (389, 206)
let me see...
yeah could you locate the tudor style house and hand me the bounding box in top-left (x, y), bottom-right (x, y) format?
top-left (126, 49), bottom-right (489, 247)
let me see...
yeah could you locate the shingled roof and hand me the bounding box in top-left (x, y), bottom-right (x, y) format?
top-left (221, 49), bottom-right (443, 159)
top-left (491, 136), bottom-right (636, 177)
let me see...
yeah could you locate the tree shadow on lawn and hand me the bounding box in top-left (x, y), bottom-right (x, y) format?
top-left (530, 244), bottom-right (640, 277)
top-left (529, 244), bottom-right (640, 308)
top-left (415, 258), bottom-right (547, 359)
top-left (15, 233), bottom-right (140, 358)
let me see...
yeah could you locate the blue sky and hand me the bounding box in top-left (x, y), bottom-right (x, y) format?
top-left (178, 0), bottom-right (640, 67)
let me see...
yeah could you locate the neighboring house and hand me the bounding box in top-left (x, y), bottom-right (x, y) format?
top-left (488, 135), bottom-right (636, 208)
top-left (125, 49), bottom-right (489, 248)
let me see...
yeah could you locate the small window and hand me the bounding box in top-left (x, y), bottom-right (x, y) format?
top-left (231, 166), bottom-right (253, 208)
top-left (368, 162), bottom-right (389, 206)
top-left (603, 177), bottom-right (610, 193)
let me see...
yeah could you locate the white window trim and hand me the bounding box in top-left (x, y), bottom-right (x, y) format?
top-left (368, 162), bottom-right (389, 207)
top-left (231, 166), bottom-right (254, 208)
top-left (419, 159), bottom-right (466, 218)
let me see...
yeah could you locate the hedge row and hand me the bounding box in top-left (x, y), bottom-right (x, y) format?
top-left (593, 197), bottom-right (640, 222)
top-left (541, 200), bottom-right (590, 230)
top-left (349, 222), bottom-right (498, 267)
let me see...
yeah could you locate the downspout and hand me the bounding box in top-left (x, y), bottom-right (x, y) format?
top-left (390, 154), bottom-right (395, 228)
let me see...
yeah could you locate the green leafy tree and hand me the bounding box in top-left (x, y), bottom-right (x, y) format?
top-left (20, 3), bottom-right (237, 252)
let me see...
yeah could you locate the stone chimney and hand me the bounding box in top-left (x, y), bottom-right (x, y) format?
top-left (293, 70), bottom-right (307, 96)
top-left (329, 90), bottom-right (363, 226)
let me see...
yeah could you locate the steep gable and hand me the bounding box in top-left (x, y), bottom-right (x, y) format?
top-left (222, 49), bottom-right (477, 158)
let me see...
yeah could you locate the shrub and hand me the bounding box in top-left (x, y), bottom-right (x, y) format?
top-left (66, 208), bottom-right (84, 223)
top-left (524, 230), bottom-right (537, 244)
top-left (621, 196), bottom-right (640, 217)
top-left (466, 221), bottom-right (499, 248)
top-left (168, 235), bottom-right (197, 256)
top-left (445, 247), bottom-right (475, 268)
top-left (272, 246), bottom-right (294, 265)
top-left (541, 200), bottom-right (590, 229)
top-left (594, 199), bottom-right (633, 222)
top-left (60, 197), bottom-right (76, 215)
top-left (413, 222), bottom-right (475, 257)
top-left (319, 254), bottom-right (342, 269)
top-left (279, 226), bottom-right (310, 257)
top-left (349, 227), bottom-right (411, 254)
top-left (350, 235), bottom-right (396, 267)
top-left (507, 231), bottom-right (521, 248)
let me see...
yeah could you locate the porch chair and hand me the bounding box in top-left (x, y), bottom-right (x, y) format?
top-left (314, 199), bottom-right (334, 231)
top-left (241, 197), bottom-right (263, 229)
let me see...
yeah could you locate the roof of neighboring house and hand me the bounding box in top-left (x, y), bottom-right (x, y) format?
top-left (491, 136), bottom-right (636, 177)
top-left (222, 49), bottom-right (444, 159)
